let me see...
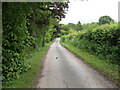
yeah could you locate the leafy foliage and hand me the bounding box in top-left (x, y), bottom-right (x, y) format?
top-left (99, 15), bottom-right (114, 24)
top-left (61, 23), bottom-right (120, 65)
top-left (2, 2), bottom-right (68, 82)
top-left (67, 21), bottom-right (83, 31)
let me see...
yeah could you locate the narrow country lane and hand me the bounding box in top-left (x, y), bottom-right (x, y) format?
top-left (36, 38), bottom-right (116, 88)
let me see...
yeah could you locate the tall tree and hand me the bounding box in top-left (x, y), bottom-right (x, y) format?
top-left (99, 15), bottom-right (114, 24)
top-left (2, 2), bottom-right (69, 82)
top-left (76, 21), bottom-right (82, 31)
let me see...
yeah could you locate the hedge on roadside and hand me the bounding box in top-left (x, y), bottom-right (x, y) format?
top-left (61, 23), bottom-right (120, 64)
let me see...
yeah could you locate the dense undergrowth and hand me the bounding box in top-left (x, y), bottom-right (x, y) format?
top-left (61, 22), bottom-right (119, 86)
top-left (2, 2), bottom-right (68, 83)
top-left (61, 23), bottom-right (120, 65)
top-left (3, 43), bottom-right (51, 88)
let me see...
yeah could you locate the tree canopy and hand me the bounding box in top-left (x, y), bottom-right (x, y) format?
top-left (99, 15), bottom-right (114, 24)
top-left (2, 2), bottom-right (69, 82)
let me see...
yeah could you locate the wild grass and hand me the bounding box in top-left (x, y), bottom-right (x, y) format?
top-left (61, 42), bottom-right (119, 86)
top-left (3, 43), bottom-right (51, 88)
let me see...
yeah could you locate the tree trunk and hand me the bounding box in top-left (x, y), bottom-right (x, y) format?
top-left (42, 32), bottom-right (45, 47)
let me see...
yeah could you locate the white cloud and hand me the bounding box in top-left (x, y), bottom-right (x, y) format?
top-left (60, 0), bottom-right (120, 24)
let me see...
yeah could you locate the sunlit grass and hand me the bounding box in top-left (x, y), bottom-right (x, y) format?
top-left (3, 43), bottom-right (51, 88)
top-left (61, 42), bottom-right (119, 86)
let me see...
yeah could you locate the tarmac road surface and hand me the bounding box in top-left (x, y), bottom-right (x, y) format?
top-left (36, 38), bottom-right (116, 88)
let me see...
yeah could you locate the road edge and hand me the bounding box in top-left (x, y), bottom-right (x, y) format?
top-left (60, 41), bottom-right (118, 88)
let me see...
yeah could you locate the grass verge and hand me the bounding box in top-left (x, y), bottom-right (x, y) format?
top-left (61, 41), bottom-right (119, 86)
top-left (3, 43), bottom-right (51, 88)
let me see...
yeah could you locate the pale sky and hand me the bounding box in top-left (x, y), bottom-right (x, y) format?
top-left (60, 0), bottom-right (120, 24)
